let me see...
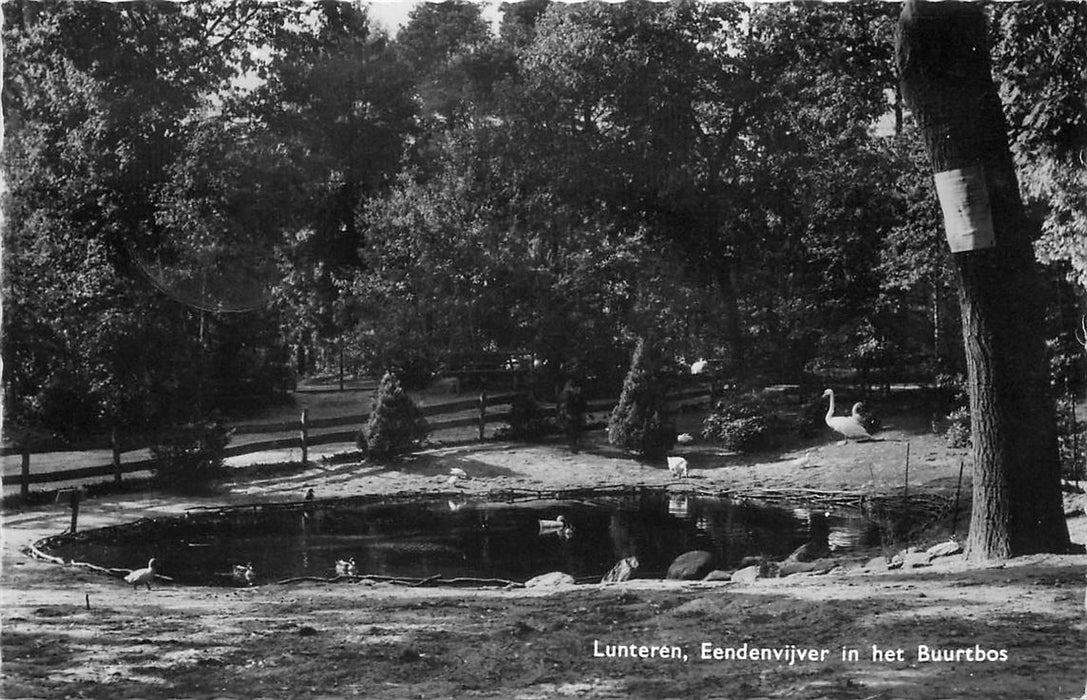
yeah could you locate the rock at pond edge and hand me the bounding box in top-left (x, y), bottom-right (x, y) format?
top-left (526, 572), bottom-right (576, 588)
top-left (667, 551), bottom-right (714, 580)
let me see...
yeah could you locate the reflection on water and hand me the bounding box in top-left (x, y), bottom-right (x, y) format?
top-left (44, 491), bottom-right (882, 586)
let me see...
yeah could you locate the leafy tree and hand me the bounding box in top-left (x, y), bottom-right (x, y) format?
top-left (2, 1), bottom-right (280, 435)
top-left (897, 0), bottom-right (1070, 558)
top-left (249, 2), bottom-right (415, 372)
top-left (990, 2), bottom-right (1087, 290)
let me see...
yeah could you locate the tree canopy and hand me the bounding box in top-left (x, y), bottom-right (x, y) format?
top-left (3, 0), bottom-right (1083, 438)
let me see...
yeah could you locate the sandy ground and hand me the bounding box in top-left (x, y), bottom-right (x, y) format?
top-left (3, 417), bottom-right (1086, 700)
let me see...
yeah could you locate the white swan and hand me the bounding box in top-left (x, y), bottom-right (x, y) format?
top-left (822, 389), bottom-right (871, 443)
top-left (124, 558), bottom-right (157, 591)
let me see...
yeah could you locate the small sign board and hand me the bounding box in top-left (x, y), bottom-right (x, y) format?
top-left (933, 165), bottom-right (996, 253)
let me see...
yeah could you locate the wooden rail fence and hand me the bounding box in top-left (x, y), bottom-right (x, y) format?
top-left (2, 386), bottom-right (712, 495)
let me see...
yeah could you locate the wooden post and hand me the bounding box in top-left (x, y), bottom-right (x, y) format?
top-left (300, 409), bottom-right (309, 466)
top-left (69, 489), bottom-right (81, 534)
top-left (951, 458), bottom-right (966, 534)
top-left (111, 428), bottom-right (122, 483)
top-left (478, 384), bottom-right (488, 442)
top-left (20, 441), bottom-right (30, 500)
top-left (903, 441), bottom-right (911, 502)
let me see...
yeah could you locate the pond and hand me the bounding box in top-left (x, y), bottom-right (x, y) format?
top-left (41, 490), bottom-right (884, 586)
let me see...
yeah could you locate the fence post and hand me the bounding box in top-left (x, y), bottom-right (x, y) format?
top-left (20, 440), bottom-right (30, 500)
top-left (69, 489), bottom-right (81, 534)
top-left (300, 409), bottom-right (309, 465)
top-left (478, 385), bottom-right (488, 442)
top-left (112, 428), bottom-right (122, 483)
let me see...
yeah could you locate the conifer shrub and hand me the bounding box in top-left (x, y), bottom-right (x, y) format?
top-left (360, 371), bottom-right (430, 459)
top-left (607, 339), bottom-right (675, 460)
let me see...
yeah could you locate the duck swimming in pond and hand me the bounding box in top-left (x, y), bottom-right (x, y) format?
top-left (335, 558), bottom-right (357, 577)
top-left (539, 515), bottom-right (575, 539)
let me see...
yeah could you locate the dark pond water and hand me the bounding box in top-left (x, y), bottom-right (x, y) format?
top-left (44, 491), bottom-right (883, 586)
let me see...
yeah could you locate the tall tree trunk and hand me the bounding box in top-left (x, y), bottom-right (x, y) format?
top-left (715, 265), bottom-right (746, 377)
top-left (896, 0), bottom-right (1070, 559)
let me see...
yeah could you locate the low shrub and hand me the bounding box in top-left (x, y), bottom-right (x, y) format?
top-left (795, 395), bottom-right (828, 438)
top-left (702, 394), bottom-right (782, 452)
top-left (502, 393), bottom-right (554, 442)
top-left (151, 418), bottom-right (231, 492)
top-left (1056, 402), bottom-right (1086, 480)
top-left (945, 407), bottom-right (971, 448)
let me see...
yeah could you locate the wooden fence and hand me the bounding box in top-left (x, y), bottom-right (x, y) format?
top-left (1, 386), bottom-right (713, 496)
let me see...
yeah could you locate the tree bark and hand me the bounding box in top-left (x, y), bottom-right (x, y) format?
top-left (715, 265), bottom-right (746, 377)
top-left (896, 0), bottom-right (1070, 559)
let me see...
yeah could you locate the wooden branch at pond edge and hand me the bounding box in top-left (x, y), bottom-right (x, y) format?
top-left (25, 543), bottom-right (176, 582)
top-left (273, 573), bottom-right (525, 588)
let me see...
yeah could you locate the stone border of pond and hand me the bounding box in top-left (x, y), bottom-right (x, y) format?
top-left (26, 483), bottom-right (956, 591)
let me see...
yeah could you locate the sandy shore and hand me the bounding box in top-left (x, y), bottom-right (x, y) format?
top-left (3, 426), bottom-right (1086, 699)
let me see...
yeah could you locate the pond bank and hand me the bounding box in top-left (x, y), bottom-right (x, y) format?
top-left (3, 428), bottom-right (1085, 699)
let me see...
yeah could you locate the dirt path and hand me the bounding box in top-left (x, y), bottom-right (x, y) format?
top-left (3, 424), bottom-right (1086, 699)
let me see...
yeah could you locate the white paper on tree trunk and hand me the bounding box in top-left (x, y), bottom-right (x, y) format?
top-left (933, 165), bottom-right (996, 253)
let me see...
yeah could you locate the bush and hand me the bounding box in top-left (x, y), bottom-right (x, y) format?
top-left (502, 393), bottom-right (553, 442)
top-left (702, 394), bottom-right (781, 452)
top-left (795, 395), bottom-right (829, 438)
top-left (360, 371), bottom-right (430, 459)
top-left (607, 339), bottom-right (675, 460)
top-left (1056, 400), bottom-right (1086, 480)
top-left (150, 419), bottom-right (231, 492)
top-left (945, 407), bottom-right (971, 448)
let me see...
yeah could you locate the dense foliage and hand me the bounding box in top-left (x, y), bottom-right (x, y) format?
top-left (149, 418), bottom-right (231, 493)
top-left (3, 0), bottom-right (1084, 444)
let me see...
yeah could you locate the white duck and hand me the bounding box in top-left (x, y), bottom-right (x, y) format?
top-left (335, 558), bottom-right (357, 577)
top-left (666, 456), bottom-right (689, 478)
top-left (124, 558), bottom-right (157, 591)
top-left (539, 515), bottom-right (575, 539)
top-left (790, 449), bottom-right (816, 468)
top-left (232, 563), bottom-right (255, 586)
top-left (822, 389), bottom-right (871, 444)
